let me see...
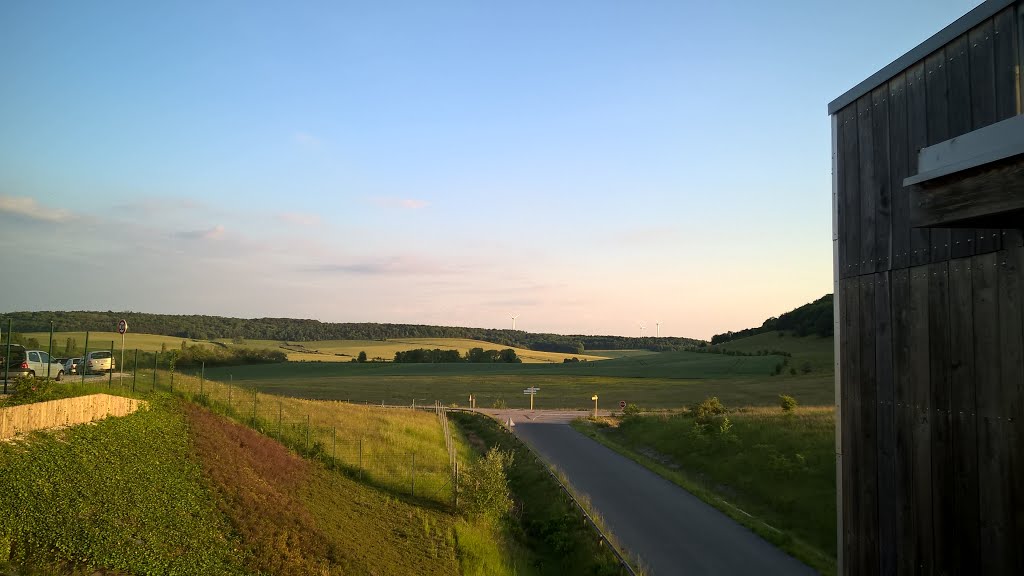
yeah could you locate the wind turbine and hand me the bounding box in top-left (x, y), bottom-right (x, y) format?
top-left (639, 323), bottom-right (645, 338)
top-left (511, 315), bottom-right (519, 330)
top-left (656, 322), bottom-right (661, 338)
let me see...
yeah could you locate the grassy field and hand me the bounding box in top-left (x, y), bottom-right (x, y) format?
top-left (574, 406), bottom-right (836, 574)
top-left (714, 332), bottom-right (834, 375)
top-left (22, 331), bottom-right (218, 354)
top-left (203, 364), bottom-right (833, 410)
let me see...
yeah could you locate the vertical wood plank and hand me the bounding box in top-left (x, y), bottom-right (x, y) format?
top-left (969, 19), bottom-right (1003, 255)
top-left (872, 86), bottom-right (891, 273)
top-left (909, 264), bottom-right (933, 573)
top-left (993, 8), bottom-right (1016, 254)
top-left (925, 50), bottom-right (951, 263)
top-left (842, 278), bottom-right (861, 574)
top-left (874, 271), bottom-right (896, 575)
top-left (948, 257), bottom-right (979, 574)
top-left (928, 261), bottom-right (954, 575)
top-left (858, 95), bottom-right (877, 276)
top-left (859, 275), bottom-right (879, 571)
top-left (888, 74), bottom-right (910, 271)
top-left (946, 34), bottom-right (977, 260)
top-left (891, 268), bottom-right (916, 574)
top-left (843, 105), bottom-right (862, 280)
top-left (997, 247), bottom-right (1024, 573)
top-left (907, 62), bottom-right (931, 267)
top-left (972, 251), bottom-right (1006, 574)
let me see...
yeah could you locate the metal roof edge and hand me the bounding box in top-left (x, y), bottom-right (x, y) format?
top-left (827, 0), bottom-right (1016, 116)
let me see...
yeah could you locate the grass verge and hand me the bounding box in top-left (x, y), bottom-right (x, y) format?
top-left (572, 407), bottom-right (836, 575)
top-left (451, 411), bottom-right (623, 575)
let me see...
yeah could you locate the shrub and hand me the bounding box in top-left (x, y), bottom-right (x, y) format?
top-left (693, 396), bottom-right (726, 422)
top-left (459, 447), bottom-right (514, 519)
top-left (779, 394), bottom-right (798, 412)
top-left (789, 367), bottom-right (797, 376)
top-left (622, 403), bottom-right (642, 417)
top-left (801, 361), bottom-right (813, 374)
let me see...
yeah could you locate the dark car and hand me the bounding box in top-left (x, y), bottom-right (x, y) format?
top-left (2, 344), bottom-right (32, 381)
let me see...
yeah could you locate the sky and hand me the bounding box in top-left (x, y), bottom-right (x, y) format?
top-left (0, 0), bottom-right (985, 340)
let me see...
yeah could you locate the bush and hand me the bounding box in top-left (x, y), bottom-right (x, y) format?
top-left (622, 403), bottom-right (642, 418)
top-left (693, 396), bottom-right (726, 423)
top-left (789, 367), bottom-right (797, 376)
top-left (1, 377), bottom-right (62, 407)
top-left (801, 361), bottom-right (813, 374)
top-left (779, 394), bottom-right (798, 412)
top-left (459, 447), bottom-right (514, 519)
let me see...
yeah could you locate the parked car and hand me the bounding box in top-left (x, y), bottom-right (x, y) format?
top-left (64, 357), bottom-right (81, 375)
top-left (54, 357), bottom-right (69, 367)
top-left (25, 350), bottom-right (65, 380)
top-left (2, 344), bottom-right (32, 381)
top-left (85, 351), bottom-right (115, 374)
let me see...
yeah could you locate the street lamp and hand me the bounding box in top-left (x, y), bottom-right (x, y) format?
top-left (592, 394), bottom-right (599, 419)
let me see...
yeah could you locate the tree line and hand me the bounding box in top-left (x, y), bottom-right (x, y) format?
top-left (710, 294), bottom-right (833, 345)
top-left (2, 311), bottom-right (703, 352)
top-left (393, 347), bottom-right (521, 363)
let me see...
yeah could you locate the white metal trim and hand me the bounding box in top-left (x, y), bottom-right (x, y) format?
top-left (831, 112), bottom-right (844, 575)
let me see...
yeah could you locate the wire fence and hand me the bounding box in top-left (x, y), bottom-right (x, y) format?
top-left (1, 323), bottom-right (461, 508)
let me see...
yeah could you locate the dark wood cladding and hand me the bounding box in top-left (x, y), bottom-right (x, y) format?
top-left (834, 3), bottom-right (1023, 574)
top-left (835, 7), bottom-right (1020, 281)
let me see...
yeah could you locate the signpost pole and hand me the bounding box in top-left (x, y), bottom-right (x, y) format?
top-left (117, 320), bottom-right (128, 387)
top-left (592, 395), bottom-right (599, 419)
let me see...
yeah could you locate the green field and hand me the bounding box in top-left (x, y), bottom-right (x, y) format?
top-left (714, 332), bottom-right (834, 375)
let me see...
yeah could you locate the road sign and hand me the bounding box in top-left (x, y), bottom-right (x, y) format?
top-left (620, 401), bottom-right (626, 409)
top-left (117, 319), bottom-right (129, 334)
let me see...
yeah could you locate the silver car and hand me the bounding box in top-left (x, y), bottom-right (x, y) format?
top-left (25, 350), bottom-right (65, 380)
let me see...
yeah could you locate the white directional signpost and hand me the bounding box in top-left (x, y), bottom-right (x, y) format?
top-left (523, 387), bottom-right (540, 411)
top-left (117, 320), bottom-right (128, 386)
top-left (592, 394), bottom-right (599, 419)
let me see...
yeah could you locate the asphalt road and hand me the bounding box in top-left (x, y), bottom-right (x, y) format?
top-left (490, 410), bottom-right (816, 576)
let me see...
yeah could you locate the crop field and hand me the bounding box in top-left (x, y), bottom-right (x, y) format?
top-left (215, 337), bottom-right (610, 364)
top-left (21, 331), bottom-right (219, 354)
top-left (713, 332), bottom-right (835, 374)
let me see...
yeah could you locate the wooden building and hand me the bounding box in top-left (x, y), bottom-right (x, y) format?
top-left (828, 1), bottom-right (1023, 574)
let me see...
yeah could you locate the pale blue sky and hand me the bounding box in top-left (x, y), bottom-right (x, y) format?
top-left (0, 0), bottom-right (983, 339)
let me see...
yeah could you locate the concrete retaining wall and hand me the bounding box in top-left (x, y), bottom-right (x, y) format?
top-left (0, 394), bottom-right (146, 440)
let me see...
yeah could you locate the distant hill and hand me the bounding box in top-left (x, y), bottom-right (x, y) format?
top-left (1, 310), bottom-right (702, 353)
top-left (711, 295), bottom-right (833, 345)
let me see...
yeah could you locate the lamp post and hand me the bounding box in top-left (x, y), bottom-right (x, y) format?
top-left (592, 394), bottom-right (599, 419)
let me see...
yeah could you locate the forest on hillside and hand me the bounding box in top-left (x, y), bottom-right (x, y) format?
top-left (710, 294), bottom-right (833, 345)
top-left (1, 311), bottom-right (703, 353)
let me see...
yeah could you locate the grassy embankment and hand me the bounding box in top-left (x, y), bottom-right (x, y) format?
top-left (1, 370), bottom-right (625, 575)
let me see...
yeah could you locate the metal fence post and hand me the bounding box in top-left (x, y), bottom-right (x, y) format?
top-left (4, 319), bottom-right (12, 393)
top-left (132, 348), bottom-right (138, 392)
top-left (108, 340), bottom-right (113, 387)
top-left (200, 362), bottom-right (204, 396)
top-left (305, 414), bottom-right (310, 452)
top-left (332, 426), bottom-right (336, 461)
top-left (152, 352), bottom-right (158, 391)
top-left (47, 321), bottom-right (54, 379)
top-left (82, 331), bottom-right (90, 385)
top-left (411, 453), bottom-right (416, 496)
top-left (359, 437), bottom-right (363, 480)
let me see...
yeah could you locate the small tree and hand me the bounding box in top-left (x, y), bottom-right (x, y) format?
top-left (779, 394), bottom-right (798, 412)
top-left (459, 447), bottom-right (514, 519)
top-left (694, 396), bottom-right (726, 422)
top-left (357, 351), bottom-right (367, 363)
top-left (622, 403), bottom-right (642, 417)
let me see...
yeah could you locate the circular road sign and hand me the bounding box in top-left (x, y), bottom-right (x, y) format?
top-left (117, 319), bottom-right (129, 334)
top-left (619, 401), bottom-right (626, 409)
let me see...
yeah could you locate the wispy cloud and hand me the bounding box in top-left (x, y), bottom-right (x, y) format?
top-left (0, 195), bottom-right (74, 222)
top-left (117, 196), bottom-right (206, 215)
top-left (371, 197), bottom-right (430, 210)
top-left (307, 255), bottom-right (457, 276)
top-left (177, 224), bottom-right (226, 241)
top-left (279, 212), bottom-right (321, 227)
top-left (293, 131), bottom-right (322, 148)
